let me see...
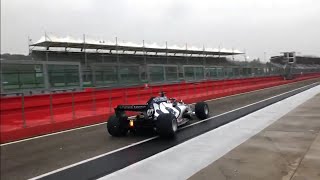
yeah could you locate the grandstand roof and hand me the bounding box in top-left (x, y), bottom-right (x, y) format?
top-left (30, 40), bottom-right (243, 56)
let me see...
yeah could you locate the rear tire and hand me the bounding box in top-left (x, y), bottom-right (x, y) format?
top-left (195, 102), bottom-right (209, 120)
top-left (107, 115), bottom-right (129, 137)
top-left (156, 113), bottom-right (177, 138)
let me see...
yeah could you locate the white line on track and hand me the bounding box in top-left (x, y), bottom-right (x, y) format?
top-left (28, 82), bottom-right (319, 180)
top-left (28, 136), bottom-right (158, 180)
top-left (1, 79), bottom-right (317, 147)
top-left (0, 122), bottom-right (108, 146)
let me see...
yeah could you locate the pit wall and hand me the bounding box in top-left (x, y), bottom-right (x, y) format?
top-left (1, 73), bottom-right (320, 143)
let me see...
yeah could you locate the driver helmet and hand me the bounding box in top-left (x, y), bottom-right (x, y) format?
top-left (159, 91), bottom-right (166, 97)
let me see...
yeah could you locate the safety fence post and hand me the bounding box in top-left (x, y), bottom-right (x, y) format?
top-left (232, 80), bottom-right (235, 95)
top-left (49, 91), bottom-right (54, 123)
top-left (194, 82), bottom-right (197, 101)
top-left (222, 78), bottom-right (225, 97)
top-left (109, 89), bottom-right (112, 114)
top-left (251, 77), bottom-right (254, 91)
top-left (178, 81), bottom-right (181, 100)
top-left (212, 80), bottom-right (215, 98)
top-left (226, 73), bottom-right (229, 94)
top-left (138, 86), bottom-right (141, 104)
top-left (71, 90), bottom-right (76, 120)
top-left (21, 93), bottom-right (27, 128)
top-left (125, 87), bottom-right (128, 104)
top-left (92, 88), bottom-right (97, 115)
top-left (206, 81), bottom-right (208, 99)
top-left (232, 79), bottom-right (235, 95)
top-left (186, 82), bottom-right (189, 101)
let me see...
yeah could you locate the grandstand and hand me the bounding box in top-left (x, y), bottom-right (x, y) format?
top-left (29, 36), bottom-right (271, 85)
top-left (29, 36), bottom-right (243, 67)
top-left (1, 35), bottom-right (284, 94)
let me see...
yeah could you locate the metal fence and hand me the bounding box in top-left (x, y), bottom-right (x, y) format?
top-left (0, 60), bottom-right (284, 93)
top-left (89, 63), bottom-right (283, 86)
top-left (2, 59), bottom-right (320, 94)
top-left (0, 60), bottom-right (82, 93)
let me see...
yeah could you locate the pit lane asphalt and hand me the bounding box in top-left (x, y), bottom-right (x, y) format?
top-left (1, 78), bottom-right (319, 180)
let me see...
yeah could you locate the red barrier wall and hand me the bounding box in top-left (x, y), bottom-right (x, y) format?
top-left (1, 73), bottom-right (320, 143)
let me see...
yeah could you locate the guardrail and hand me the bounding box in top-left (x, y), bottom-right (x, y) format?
top-left (1, 73), bottom-right (320, 143)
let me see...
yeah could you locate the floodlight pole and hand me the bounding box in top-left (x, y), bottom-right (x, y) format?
top-left (244, 49), bottom-right (249, 70)
top-left (166, 41), bottom-right (168, 64)
top-left (143, 40), bottom-right (147, 80)
top-left (232, 48), bottom-right (235, 61)
top-left (218, 44), bottom-right (221, 59)
top-left (28, 36), bottom-right (32, 56)
top-left (244, 49), bottom-right (247, 63)
top-left (45, 52), bottom-right (49, 62)
top-left (143, 40), bottom-right (147, 65)
top-left (203, 44), bottom-right (206, 66)
top-left (42, 61), bottom-right (50, 90)
top-left (186, 43), bottom-right (189, 65)
top-left (116, 37), bottom-right (119, 65)
top-left (115, 37), bottom-right (121, 82)
top-left (83, 34), bottom-right (88, 67)
top-left (44, 32), bottom-right (49, 61)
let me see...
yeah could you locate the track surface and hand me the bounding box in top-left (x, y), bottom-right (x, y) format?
top-left (1, 78), bottom-right (319, 180)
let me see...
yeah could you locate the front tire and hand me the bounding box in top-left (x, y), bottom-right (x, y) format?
top-left (156, 113), bottom-right (177, 138)
top-left (195, 102), bottom-right (209, 120)
top-left (107, 115), bottom-right (129, 137)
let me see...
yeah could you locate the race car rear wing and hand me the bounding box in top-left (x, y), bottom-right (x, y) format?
top-left (115, 105), bottom-right (148, 112)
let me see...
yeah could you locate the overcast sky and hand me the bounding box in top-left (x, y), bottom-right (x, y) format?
top-left (1, 0), bottom-right (320, 61)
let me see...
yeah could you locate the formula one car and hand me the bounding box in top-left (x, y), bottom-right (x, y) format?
top-left (107, 92), bottom-right (209, 137)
